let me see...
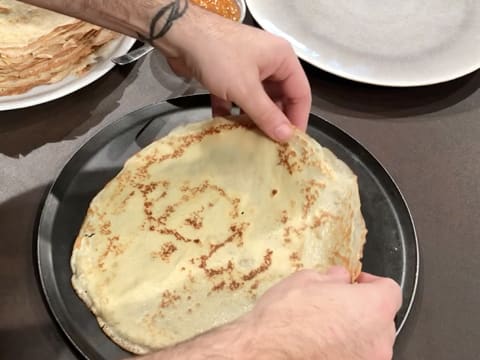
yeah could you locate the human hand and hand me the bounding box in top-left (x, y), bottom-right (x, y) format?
top-left (160, 5), bottom-right (311, 142)
top-left (19, 1), bottom-right (310, 142)
top-left (244, 267), bottom-right (402, 360)
top-left (141, 267), bottom-right (401, 360)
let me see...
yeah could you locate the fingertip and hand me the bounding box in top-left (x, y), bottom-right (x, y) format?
top-left (273, 123), bottom-right (294, 143)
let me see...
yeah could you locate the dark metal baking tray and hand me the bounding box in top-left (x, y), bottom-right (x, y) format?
top-left (36, 95), bottom-right (419, 359)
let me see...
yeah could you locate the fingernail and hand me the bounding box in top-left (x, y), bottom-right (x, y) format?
top-left (274, 123), bottom-right (293, 142)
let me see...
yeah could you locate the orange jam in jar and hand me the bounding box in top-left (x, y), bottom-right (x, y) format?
top-left (190, 0), bottom-right (241, 21)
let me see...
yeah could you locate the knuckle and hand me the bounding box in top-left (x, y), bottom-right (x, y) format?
top-left (276, 37), bottom-right (293, 52)
top-left (266, 34), bottom-right (293, 54)
top-left (226, 84), bottom-right (247, 105)
top-left (228, 76), bottom-right (259, 105)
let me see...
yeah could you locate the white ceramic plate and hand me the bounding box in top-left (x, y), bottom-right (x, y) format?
top-left (0, 36), bottom-right (136, 111)
top-left (246, 0), bottom-right (480, 86)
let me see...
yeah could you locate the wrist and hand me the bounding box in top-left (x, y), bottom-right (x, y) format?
top-left (151, 2), bottom-right (213, 59)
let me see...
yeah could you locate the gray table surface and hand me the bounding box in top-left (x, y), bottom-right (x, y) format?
top-left (1, 44), bottom-right (479, 359)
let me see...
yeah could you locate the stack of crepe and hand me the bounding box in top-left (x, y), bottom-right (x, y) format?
top-left (0, 0), bottom-right (118, 96)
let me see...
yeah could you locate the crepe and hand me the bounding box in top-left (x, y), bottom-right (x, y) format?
top-left (0, 0), bottom-right (118, 95)
top-left (71, 116), bottom-right (367, 354)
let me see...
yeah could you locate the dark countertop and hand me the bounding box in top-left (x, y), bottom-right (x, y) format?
top-left (1, 45), bottom-right (479, 359)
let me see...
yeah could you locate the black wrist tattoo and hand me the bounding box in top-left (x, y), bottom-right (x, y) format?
top-left (139, 0), bottom-right (188, 43)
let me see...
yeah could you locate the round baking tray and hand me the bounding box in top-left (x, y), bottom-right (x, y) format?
top-left (37, 95), bottom-right (419, 359)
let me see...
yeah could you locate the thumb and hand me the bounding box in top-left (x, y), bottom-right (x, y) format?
top-left (233, 81), bottom-right (293, 143)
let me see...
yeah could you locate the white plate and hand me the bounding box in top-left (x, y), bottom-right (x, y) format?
top-left (0, 36), bottom-right (136, 111)
top-left (246, 0), bottom-right (480, 86)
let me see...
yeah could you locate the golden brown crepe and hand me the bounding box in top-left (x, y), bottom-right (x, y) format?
top-left (0, 0), bottom-right (118, 95)
top-left (71, 116), bottom-right (367, 354)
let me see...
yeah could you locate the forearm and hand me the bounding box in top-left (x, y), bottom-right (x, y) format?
top-left (19, 0), bottom-right (198, 57)
top-left (136, 319), bottom-right (259, 360)
top-left (135, 314), bottom-right (314, 360)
